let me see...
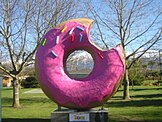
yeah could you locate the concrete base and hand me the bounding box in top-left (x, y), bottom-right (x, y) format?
top-left (51, 108), bottom-right (108, 122)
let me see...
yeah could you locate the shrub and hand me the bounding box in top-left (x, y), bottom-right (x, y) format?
top-left (158, 80), bottom-right (162, 86)
top-left (130, 75), bottom-right (145, 85)
top-left (21, 76), bottom-right (40, 88)
top-left (128, 60), bottom-right (145, 86)
top-left (158, 80), bottom-right (162, 83)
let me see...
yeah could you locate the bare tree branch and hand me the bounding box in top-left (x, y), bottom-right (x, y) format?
top-left (0, 65), bottom-right (14, 78)
top-left (87, 2), bottom-right (109, 49)
top-left (17, 43), bottom-right (39, 74)
top-left (127, 29), bottom-right (162, 69)
top-left (126, 29), bottom-right (162, 60)
top-left (4, 1), bottom-right (17, 71)
top-left (125, 11), bottom-right (162, 46)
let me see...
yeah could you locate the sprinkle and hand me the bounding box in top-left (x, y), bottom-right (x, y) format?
top-left (98, 52), bottom-right (104, 59)
top-left (56, 36), bottom-right (59, 44)
top-left (69, 27), bottom-right (75, 35)
top-left (71, 32), bottom-right (75, 43)
top-left (61, 26), bottom-right (67, 33)
top-left (76, 26), bottom-right (84, 31)
top-left (79, 34), bottom-right (83, 42)
top-left (42, 38), bottom-right (47, 46)
top-left (51, 50), bottom-right (57, 57)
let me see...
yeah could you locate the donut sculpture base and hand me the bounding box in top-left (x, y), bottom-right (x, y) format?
top-left (51, 108), bottom-right (108, 122)
top-left (35, 18), bottom-right (125, 109)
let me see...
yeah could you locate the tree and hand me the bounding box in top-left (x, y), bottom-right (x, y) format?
top-left (0, 0), bottom-right (83, 108)
top-left (128, 59), bottom-right (145, 88)
top-left (21, 76), bottom-right (39, 88)
top-left (87, 0), bottom-right (162, 99)
top-left (148, 60), bottom-right (156, 80)
top-left (142, 64), bottom-right (148, 79)
top-left (159, 50), bottom-right (162, 80)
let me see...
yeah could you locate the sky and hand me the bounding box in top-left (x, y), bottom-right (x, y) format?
top-left (88, 0), bottom-right (162, 55)
top-left (0, 0), bottom-right (162, 64)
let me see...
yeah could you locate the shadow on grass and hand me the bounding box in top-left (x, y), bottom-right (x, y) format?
top-left (106, 99), bottom-right (162, 107)
top-left (112, 93), bottom-right (162, 100)
top-left (130, 87), bottom-right (162, 91)
top-left (2, 97), bottom-right (12, 103)
top-left (2, 118), bottom-right (50, 122)
top-left (133, 94), bottom-right (162, 98)
top-left (20, 97), bottom-right (51, 103)
top-left (2, 97), bottom-right (54, 108)
top-left (2, 87), bottom-right (13, 90)
top-left (2, 96), bottom-right (51, 104)
top-left (117, 87), bottom-right (162, 92)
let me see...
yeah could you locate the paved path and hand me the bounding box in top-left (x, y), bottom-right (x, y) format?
top-left (23, 89), bottom-right (43, 94)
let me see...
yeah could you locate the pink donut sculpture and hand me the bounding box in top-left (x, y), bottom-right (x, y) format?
top-left (35, 18), bottom-right (125, 109)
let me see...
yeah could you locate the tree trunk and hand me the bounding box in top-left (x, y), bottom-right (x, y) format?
top-left (12, 78), bottom-right (20, 108)
top-left (123, 69), bottom-right (130, 100)
top-left (131, 80), bottom-right (134, 90)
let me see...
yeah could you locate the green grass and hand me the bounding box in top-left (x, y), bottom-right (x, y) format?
top-left (2, 88), bottom-right (57, 122)
top-left (1, 86), bottom-right (162, 122)
top-left (143, 80), bottom-right (159, 85)
top-left (108, 86), bottom-right (162, 122)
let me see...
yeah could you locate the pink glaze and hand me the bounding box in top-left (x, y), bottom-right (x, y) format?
top-left (35, 20), bottom-right (125, 109)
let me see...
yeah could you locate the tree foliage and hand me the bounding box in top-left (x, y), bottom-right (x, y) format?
top-left (128, 60), bottom-right (145, 86)
top-left (21, 76), bottom-right (39, 88)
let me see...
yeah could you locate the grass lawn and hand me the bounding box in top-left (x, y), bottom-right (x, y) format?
top-left (108, 86), bottom-right (162, 122)
top-left (1, 85), bottom-right (162, 122)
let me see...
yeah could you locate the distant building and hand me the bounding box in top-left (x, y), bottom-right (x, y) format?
top-left (0, 74), bottom-right (12, 87)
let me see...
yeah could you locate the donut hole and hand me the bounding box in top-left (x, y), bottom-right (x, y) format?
top-left (64, 50), bottom-right (94, 79)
